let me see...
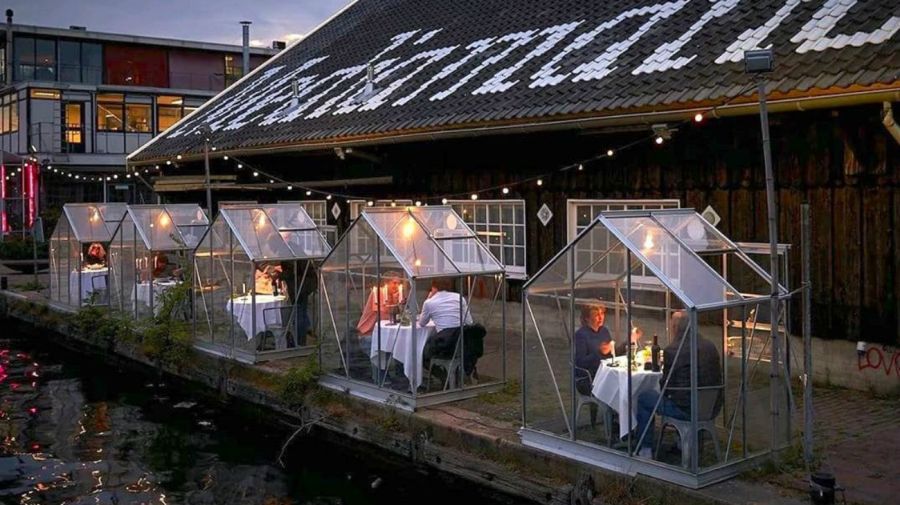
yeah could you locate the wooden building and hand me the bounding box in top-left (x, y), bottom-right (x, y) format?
top-left (128, 0), bottom-right (900, 344)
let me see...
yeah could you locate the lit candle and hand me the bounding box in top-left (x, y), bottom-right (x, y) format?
top-left (242, 282), bottom-right (246, 295)
top-left (398, 283), bottom-right (403, 301)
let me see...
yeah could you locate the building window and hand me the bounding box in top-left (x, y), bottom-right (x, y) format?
top-left (157, 95), bottom-right (183, 132)
top-left (125, 103), bottom-right (151, 132)
top-left (449, 200), bottom-right (527, 279)
top-left (14, 37), bottom-right (56, 81)
top-left (1, 93), bottom-right (18, 134)
top-left (297, 200), bottom-right (327, 227)
top-left (29, 88), bottom-right (60, 100)
top-left (58, 40), bottom-right (102, 84)
top-left (97, 93), bottom-right (124, 131)
top-left (224, 54), bottom-right (242, 87)
top-left (567, 199), bottom-right (680, 280)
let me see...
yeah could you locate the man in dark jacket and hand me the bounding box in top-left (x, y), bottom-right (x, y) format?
top-left (634, 310), bottom-right (722, 458)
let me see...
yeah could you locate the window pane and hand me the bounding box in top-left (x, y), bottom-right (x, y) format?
top-left (14, 37), bottom-right (35, 65)
top-left (97, 99), bottom-right (124, 131)
top-left (59, 41), bottom-right (81, 83)
top-left (81, 43), bottom-right (102, 84)
top-left (157, 105), bottom-right (182, 131)
top-left (125, 103), bottom-right (151, 132)
top-left (10, 98), bottom-right (18, 132)
top-left (34, 39), bottom-right (56, 81)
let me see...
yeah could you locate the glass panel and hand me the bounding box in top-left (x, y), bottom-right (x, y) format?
top-left (602, 216), bottom-right (739, 307)
top-left (125, 103), bottom-right (151, 132)
top-left (97, 94), bottom-right (124, 131)
top-left (222, 208), bottom-right (294, 261)
top-left (81, 43), bottom-right (102, 84)
top-left (129, 207), bottom-right (183, 250)
top-left (654, 213), bottom-right (733, 252)
top-left (59, 40), bottom-right (81, 83)
top-left (157, 105), bottom-right (182, 132)
top-left (167, 204), bottom-right (209, 249)
top-left (34, 39), bottom-right (56, 81)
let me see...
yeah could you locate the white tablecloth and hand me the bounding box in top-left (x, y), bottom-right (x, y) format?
top-left (591, 357), bottom-right (662, 439)
top-left (68, 268), bottom-right (108, 304)
top-left (135, 280), bottom-right (179, 313)
top-left (371, 320), bottom-right (436, 390)
top-left (226, 294), bottom-right (287, 341)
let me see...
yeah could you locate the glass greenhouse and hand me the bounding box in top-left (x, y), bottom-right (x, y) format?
top-left (49, 203), bottom-right (127, 307)
top-left (108, 204), bottom-right (209, 319)
top-left (521, 209), bottom-right (793, 488)
top-left (193, 204), bottom-right (330, 363)
top-left (318, 206), bottom-right (508, 411)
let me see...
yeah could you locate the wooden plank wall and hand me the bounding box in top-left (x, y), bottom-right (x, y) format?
top-left (262, 104), bottom-right (898, 344)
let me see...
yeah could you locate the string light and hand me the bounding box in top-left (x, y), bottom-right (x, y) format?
top-left (237, 163), bottom-right (243, 169)
top-left (176, 154), bottom-right (182, 160)
top-left (166, 160), bottom-right (172, 165)
top-left (441, 198), bottom-right (448, 204)
top-left (223, 155), bottom-right (229, 160)
top-left (287, 185), bottom-right (293, 190)
top-left (326, 194), bottom-right (332, 200)
top-left (367, 200), bottom-right (374, 206)
top-left (252, 171), bottom-right (259, 177)
top-left (536, 179), bottom-right (543, 186)
top-left (415, 200), bottom-right (422, 206)
top-left (694, 112), bottom-right (704, 123)
top-left (470, 194), bottom-right (478, 200)
top-left (607, 149), bottom-right (614, 157)
top-left (577, 164), bottom-right (583, 171)
top-left (655, 136), bottom-right (664, 145)
top-left (502, 187), bottom-right (509, 194)
top-left (306, 190), bottom-right (312, 196)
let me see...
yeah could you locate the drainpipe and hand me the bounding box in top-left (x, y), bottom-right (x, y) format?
top-left (882, 102), bottom-right (900, 145)
top-left (240, 21), bottom-right (251, 77)
top-left (5, 9), bottom-right (13, 86)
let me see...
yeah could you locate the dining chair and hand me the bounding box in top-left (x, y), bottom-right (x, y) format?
top-left (653, 385), bottom-right (724, 467)
top-left (573, 365), bottom-right (615, 446)
top-left (261, 305), bottom-right (295, 351)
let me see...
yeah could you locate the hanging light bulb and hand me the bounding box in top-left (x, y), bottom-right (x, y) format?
top-left (366, 200), bottom-right (374, 207)
top-left (237, 163), bottom-right (243, 169)
top-left (223, 155), bottom-right (229, 160)
top-left (694, 112), bottom-right (704, 123)
top-left (502, 187), bottom-right (509, 194)
top-left (415, 201), bottom-right (422, 207)
top-left (211, 146), bottom-right (217, 151)
top-left (326, 194), bottom-right (332, 200)
top-left (536, 179), bottom-right (543, 186)
top-left (607, 149), bottom-right (614, 157)
top-left (166, 160), bottom-right (172, 165)
top-left (287, 185), bottom-right (293, 190)
top-left (269, 179), bottom-right (274, 183)
top-left (252, 171), bottom-right (259, 177)
top-left (306, 190), bottom-right (312, 196)
top-left (655, 136), bottom-right (664, 145)
top-left (470, 194), bottom-right (478, 200)
top-left (176, 154), bottom-right (182, 160)
top-left (441, 198), bottom-right (448, 205)
top-left (577, 164), bottom-right (583, 171)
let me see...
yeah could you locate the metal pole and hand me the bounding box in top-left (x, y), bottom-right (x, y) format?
top-left (757, 76), bottom-right (781, 449)
top-left (204, 139), bottom-right (212, 215)
top-left (801, 203), bottom-right (813, 465)
top-left (241, 21), bottom-right (252, 77)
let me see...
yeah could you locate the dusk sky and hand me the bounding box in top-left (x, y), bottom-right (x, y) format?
top-left (4, 0), bottom-right (352, 47)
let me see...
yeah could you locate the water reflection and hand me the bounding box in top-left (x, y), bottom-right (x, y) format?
top-left (0, 325), bottom-right (512, 505)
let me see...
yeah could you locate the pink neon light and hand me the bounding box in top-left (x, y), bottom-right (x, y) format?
top-left (26, 162), bottom-right (38, 229)
top-left (0, 163), bottom-right (6, 233)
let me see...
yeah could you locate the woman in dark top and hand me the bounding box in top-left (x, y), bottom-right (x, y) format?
top-left (573, 304), bottom-right (613, 394)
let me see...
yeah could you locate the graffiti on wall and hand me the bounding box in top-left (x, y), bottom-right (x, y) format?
top-left (857, 344), bottom-right (900, 378)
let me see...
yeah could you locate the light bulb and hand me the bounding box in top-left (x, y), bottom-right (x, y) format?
top-left (237, 164), bottom-right (243, 169)
top-left (694, 112), bottom-right (704, 123)
top-left (252, 171), bottom-right (259, 177)
top-left (502, 187), bottom-right (509, 194)
top-left (306, 190), bottom-right (312, 196)
top-left (655, 136), bottom-right (664, 145)
top-left (537, 179), bottom-right (543, 186)
top-left (577, 164), bottom-right (583, 171)
top-left (166, 160), bottom-right (172, 165)
top-left (287, 185), bottom-right (293, 190)
top-left (367, 201), bottom-right (374, 207)
top-left (176, 154), bottom-right (182, 160)
top-left (223, 155), bottom-right (229, 160)
top-left (607, 149), bottom-right (614, 157)
top-left (415, 201), bottom-right (422, 206)
top-left (441, 198), bottom-right (448, 205)
top-left (470, 194), bottom-right (478, 200)
top-left (326, 194), bottom-right (332, 200)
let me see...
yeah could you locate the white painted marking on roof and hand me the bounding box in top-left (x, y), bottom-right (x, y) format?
top-left (392, 38), bottom-right (496, 106)
top-left (415, 29), bottom-right (443, 45)
top-left (633, 0), bottom-right (741, 75)
top-left (716, 0), bottom-right (802, 64)
top-left (791, 0), bottom-right (900, 53)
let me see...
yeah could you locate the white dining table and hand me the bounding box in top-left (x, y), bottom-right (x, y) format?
top-left (591, 357), bottom-right (663, 439)
top-left (135, 279), bottom-right (180, 313)
top-left (225, 294), bottom-right (287, 341)
top-left (371, 320), bottom-right (436, 390)
top-left (68, 268), bottom-right (108, 305)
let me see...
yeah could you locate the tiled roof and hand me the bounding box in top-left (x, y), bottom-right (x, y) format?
top-left (130, 0), bottom-right (900, 162)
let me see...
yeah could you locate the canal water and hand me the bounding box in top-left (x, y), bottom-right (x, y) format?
top-left (0, 319), bottom-right (521, 505)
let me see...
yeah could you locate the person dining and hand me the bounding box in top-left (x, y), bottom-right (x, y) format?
top-left (356, 272), bottom-right (405, 340)
top-left (254, 263), bottom-right (284, 295)
top-left (634, 310), bottom-right (723, 458)
top-left (84, 242), bottom-right (107, 268)
top-left (152, 253), bottom-right (183, 280)
top-left (574, 303), bottom-right (639, 395)
top-left (418, 278), bottom-right (472, 366)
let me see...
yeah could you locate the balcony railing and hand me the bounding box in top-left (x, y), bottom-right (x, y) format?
top-left (25, 121), bottom-right (155, 156)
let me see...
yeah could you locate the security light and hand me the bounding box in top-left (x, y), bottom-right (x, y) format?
top-left (744, 48), bottom-right (774, 74)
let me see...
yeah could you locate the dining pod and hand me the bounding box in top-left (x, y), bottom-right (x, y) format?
top-left (317, 205), bottom-right (508, 411)
top-left (520, 209), bottom-right (794, 488)
top-left (192, 203), bottom-right (331, 364)
top-left (108, 204), bottom-right (209, 320)
top-left (49, 203), bottom-right (127, 308)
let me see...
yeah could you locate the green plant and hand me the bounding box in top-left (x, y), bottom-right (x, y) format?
top-left (73, 305), bottom-right (132, 349)
top-left (0, 236), bottom-right (48, 260)
top-left (138, 274), bottom-right (194, 369)
top-left (277, 360), bottom-right (321, 407)
top-left (15, 280), bottom-right (46, 292)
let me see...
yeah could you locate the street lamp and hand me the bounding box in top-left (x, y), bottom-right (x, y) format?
top-left (197, 124), bottom-right (213, 214)
top-left (744, 47), bottom-right (783, 454)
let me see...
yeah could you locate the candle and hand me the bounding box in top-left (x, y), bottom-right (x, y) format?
top-left (242, 282), bottom-right (246, 295)
top-left (398, 283), bottom-right (403, 301)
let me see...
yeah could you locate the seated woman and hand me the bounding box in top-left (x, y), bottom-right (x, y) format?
top-left (152, 253), bottom-right (183, 280)
top-left (254, 263), bottom-right (284, 295)
top-left (356, 272), bottom-right (405, 340)
top-left (573, 303), bottom-right (640, 395)
top-left (84, 242), bottom-right (107, 268)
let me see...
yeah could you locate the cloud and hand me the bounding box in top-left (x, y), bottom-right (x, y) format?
top-left (282, 33), bottom-right (305, 42)
top-left (249, 39), bottom-right (266, 47)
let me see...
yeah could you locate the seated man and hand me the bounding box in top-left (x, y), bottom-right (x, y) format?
top-left (574, 303), bottom-right (641, 395)
top-left (152, 253), bottom-right (183, 280)
top-left (634, 310), bottom-right (723, 458)
top-left (418, 278), bottom-right (473, 367)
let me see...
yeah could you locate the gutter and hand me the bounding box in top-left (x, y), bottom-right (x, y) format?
top-left (130, 85), bottom-right (900, 165)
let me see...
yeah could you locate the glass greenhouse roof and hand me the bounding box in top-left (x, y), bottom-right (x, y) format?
top-left (216, 205), bottom-right (330, 261)
top-left (528, 209), bottom-right (784, 309)
top-left (62, 203), bottom-right (127, 243)
top-left (122, 204), bottom-right (209, 251)
top-left (328, 206), bottom-right (504, 278)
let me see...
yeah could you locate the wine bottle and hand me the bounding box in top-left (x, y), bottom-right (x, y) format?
top-left (651, 334), bottom-right (661, 372)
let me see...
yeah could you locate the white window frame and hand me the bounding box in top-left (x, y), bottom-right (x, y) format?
top-left (348, 199), bottom-right (414, 221)
top-left (567, 198), bottom-right (680, 285)
top-left (278, 200), bottom-right (336, 244)
top-left (448, 199), bottom-right (527, 280)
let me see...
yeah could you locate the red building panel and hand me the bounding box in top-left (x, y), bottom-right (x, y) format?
top-left (105, 44), bottom-right (168, 87)
top-left (169, 50), bottom-right (226, 91)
